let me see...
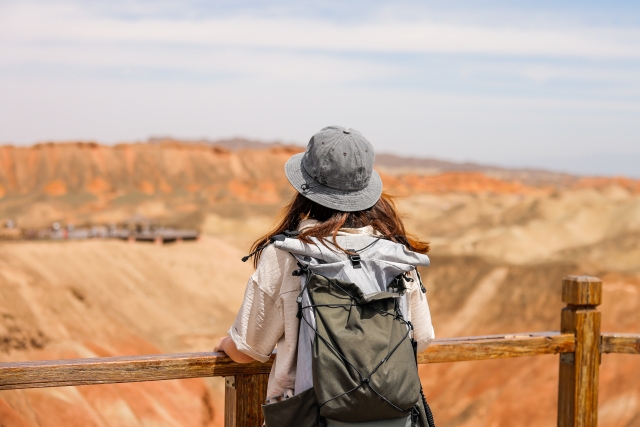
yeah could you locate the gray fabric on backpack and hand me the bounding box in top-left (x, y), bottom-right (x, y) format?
top-left (273, 235), bottom-right (429, 395)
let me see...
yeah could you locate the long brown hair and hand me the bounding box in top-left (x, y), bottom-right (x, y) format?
top-left (250, 192), bottom-right (429, 267)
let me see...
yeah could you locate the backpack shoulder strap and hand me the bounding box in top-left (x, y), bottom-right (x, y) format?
top-left (240, 230), bottom-right (301, 263)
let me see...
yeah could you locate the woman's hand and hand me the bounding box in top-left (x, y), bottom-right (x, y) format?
top-left (213, 336), bottom-right (228, 353)
top-left (214, 335), bottom-right (256, 364)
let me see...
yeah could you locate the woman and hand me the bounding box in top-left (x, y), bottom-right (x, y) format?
top-left (215, 126), bottom-right (435, 426)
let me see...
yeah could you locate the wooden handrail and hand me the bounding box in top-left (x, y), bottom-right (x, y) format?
top-left (1, 275), bottom-right (639, 427)
top-left (0, 331), bottom-right (574, 391)
top-left (418, 331), bottom-right (574, 363)
top-left (602, 332), bottom-right (640, 355)
top-left (0, 352), bottom-right (274, 391)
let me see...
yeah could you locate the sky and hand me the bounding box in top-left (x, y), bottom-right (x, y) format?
top-left (1, 0), bottom-right (639, 177)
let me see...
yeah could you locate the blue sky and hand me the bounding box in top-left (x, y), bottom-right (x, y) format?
top-left (1, 0), bottom-right (639, 176)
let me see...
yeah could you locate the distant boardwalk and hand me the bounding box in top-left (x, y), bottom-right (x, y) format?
top-left (121, 229), bottom-right (199, 244)
top-left (0, 219), bottom-right (199, 244)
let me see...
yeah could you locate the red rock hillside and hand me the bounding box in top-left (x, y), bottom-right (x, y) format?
top-left (0, 141), bottom-right (639, 427)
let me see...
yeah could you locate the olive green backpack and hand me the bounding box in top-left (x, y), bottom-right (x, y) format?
top-left (262, 265), bottom-right (436, 427)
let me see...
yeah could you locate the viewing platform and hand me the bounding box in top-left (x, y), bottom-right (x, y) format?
top-left (120, 229), bottom-right (200, 244)
top-left (1, 276), bottom-right (638, 427)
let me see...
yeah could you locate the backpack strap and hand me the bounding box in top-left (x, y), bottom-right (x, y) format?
top-left (415, 269), bottom-right (427, 293)
top-left (240, 230), bottom-right (300, 262)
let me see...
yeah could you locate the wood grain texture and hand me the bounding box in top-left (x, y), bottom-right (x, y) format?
top-left (225, 376), bottom-right (236, 427)
top-left (558, 276), bottom-right (602, 427)
top-left (417, 332), bottom-right (575, 364)
top-left (0, 352), bottom-right (274, 390)
top-left (235, 374), bottom-right (269, 427)
top-left (224, 374), bottom-right (269, 427)
top-left (602, 333), bottom-right (640, 355)
top-left (0, 332), bottom-right (576, 391)
top-left (562, 276), bottom-right (602, 306)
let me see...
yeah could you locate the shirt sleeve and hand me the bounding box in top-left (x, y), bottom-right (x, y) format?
top-left (228, 246), bottom-right (288, 363)
top-left (407, 269), bottom-right (435, 353)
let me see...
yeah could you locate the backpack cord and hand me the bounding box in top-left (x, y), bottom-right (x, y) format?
top-left (411, 339), bottom-right (436, 427)
top-left (296, 269), bottom-right (416, 417)
top-left (420, 385), bottom-right (436, 427)
top-left (241, 230), bottom-right (300, 262)
top-left (243, 231), bottom-right (380, 263)
top-left (317, 236), bottom-right (383, 256)
top-left (351, 237), bottom-right (384, 253)
top-left (300, 299), bottom-right (413, 414)
top-left (297, 272), bottom-right (366, 379)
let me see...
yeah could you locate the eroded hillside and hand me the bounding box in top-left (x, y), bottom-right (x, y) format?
top-left (0, 142), bottom-right (299, 228)
top-left (0, 237), bottom-right (253, 426)
top-left (2, 141), bottom-right (638, 230)
top-left (1, 141), bottom-right (639, 427)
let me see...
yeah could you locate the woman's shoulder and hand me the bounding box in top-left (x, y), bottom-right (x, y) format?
top-left (251, 244), bottom-right (300, 297)
top-left (255, 244), bottom-right (297, 266)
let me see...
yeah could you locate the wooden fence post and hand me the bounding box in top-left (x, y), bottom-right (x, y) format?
top-left (225, 374), bottom-right (269, 427)
top-left (558, 276), bottom-right (602, 427)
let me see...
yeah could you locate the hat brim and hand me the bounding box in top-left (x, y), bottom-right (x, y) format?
top-left (284, 153), bottom-right (383, 212)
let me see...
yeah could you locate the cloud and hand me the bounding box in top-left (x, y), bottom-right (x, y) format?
top-left (1, 0), bottom-right (639, 176)
top-left (0, 43), bottom-right (405, 85)
top-left (454, 60), bottom-right (640, 90)
top-left (3, 2), bottom-right (640, 60)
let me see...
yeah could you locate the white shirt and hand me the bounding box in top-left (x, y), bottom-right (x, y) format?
top-left (228, 220), bottom-right (435, 400)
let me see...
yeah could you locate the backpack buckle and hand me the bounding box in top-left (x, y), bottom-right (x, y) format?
top-left (292, 262), bottom-right (309, 277)
top-left (347, 250), bottom-right (361, 269)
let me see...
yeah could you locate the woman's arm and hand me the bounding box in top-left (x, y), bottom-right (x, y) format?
top-left (408, 270), bottom-right (435, 352)
top-left (214, 335), bottom-right (257, 364)
top-left (215, 246), bottom-right (290, 365)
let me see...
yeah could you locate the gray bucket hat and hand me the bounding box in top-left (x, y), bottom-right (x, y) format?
top-left (285, 125), bottom-right (383, 212)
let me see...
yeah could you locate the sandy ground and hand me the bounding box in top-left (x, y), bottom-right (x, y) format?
top-left (1, 187), bottom-right (639, 426)
top-left (0, 236), bottom-right (253, 427)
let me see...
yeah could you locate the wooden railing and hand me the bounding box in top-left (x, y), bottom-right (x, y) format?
top-left (1, 276), bottom-right (639, 426)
